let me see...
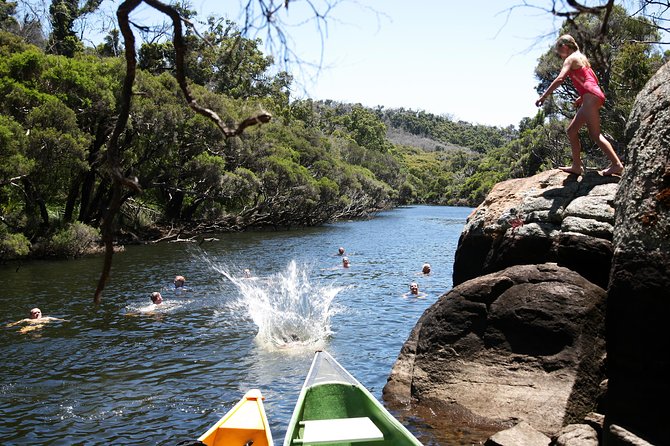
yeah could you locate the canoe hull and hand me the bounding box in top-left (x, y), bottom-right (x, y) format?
top-left (199, 389), bottom-right (274, 446)
top-left (283, 351), bottom-right (422, 446)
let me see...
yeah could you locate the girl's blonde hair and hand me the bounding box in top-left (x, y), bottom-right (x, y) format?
top-left (557, 34), bottom-right (580, 52)
top-left (556, 34), bottom-right (591, 67)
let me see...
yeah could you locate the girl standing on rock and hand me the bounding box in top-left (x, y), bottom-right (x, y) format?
top-left (535, 34), bottom-right (624, 176)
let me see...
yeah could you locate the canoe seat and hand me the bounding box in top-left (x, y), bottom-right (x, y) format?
top-left (294, 417), bottom-right (384, 444)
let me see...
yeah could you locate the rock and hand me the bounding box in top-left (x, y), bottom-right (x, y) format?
top-left (583, 412), bottom-right (605, 438)
top-left (605, 61), bottom-right (670, 445)
top-left (607, 425), bottom-right (654, 446)
top-left (383, 263), bottom-right (606, 435)
top-left (485, 421), bottom-right (551, 446)
top-left (552, 424), bottom-right (599, 446)
top-left (453, 170), bottom-right (619, 288)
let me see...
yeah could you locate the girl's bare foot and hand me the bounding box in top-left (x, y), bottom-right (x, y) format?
top-left (600, 164), bottom-right (624, 176)
top-left (559, 165), bottom-right (584, 175)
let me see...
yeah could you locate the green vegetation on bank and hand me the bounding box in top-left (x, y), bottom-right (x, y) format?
top-left (0, 2), bottom-right (665, 261)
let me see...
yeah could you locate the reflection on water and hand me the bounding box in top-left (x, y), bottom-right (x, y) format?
top-left (0, 206), bottom-right (474, 445)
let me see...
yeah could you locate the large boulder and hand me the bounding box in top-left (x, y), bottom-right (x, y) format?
top-left (383, 263), bottom-right (606, 435)
top-left (453, 170), bottom-right (619, 289)
top-left (605, 61), bottom-right (670, 444)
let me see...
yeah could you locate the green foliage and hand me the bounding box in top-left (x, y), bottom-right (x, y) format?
top-left (338, 105), bottom-right (392, 153)
top-left (382, 107), bottom-right (516, 153)
top-left (48, 0), bottom-right (83, 57)
top-left (25, 100), bottom-right (91, 200)
top-left (0, 30), bottom-right (33, 56)
top-left (95, 29), bottom-right (122, 57)
top-left (0, 7), bottom-right (661, 259)
top-left (0, 114), bottom-right (32, 183)
top-left (138, 18), bottom-right (289, 105)
top-left (0, 0), bottom-right (17, 33)
top-left (0, 227), bottom-right (30, 260)
top-left (45, 222), bottom-right (100, 258)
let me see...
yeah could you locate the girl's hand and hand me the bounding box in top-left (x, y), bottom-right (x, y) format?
top-left (535, 97), bottom-right (545, 107)
top-left (574, 97), bottom-right (583, 108)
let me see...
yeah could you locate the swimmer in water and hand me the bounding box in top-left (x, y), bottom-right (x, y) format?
top-left (6, 308), bottom-right (65, 334)
top-left (403, 283), bottom-right (426, 299)
top-left (337, 247), bottom-right (345, 256)
top-left (421, 263), bottom-right (431, 275)
top-left (173, 275), bottom-right (189, 295)
top-left (342, 257), bottom-right (350, 268)
top-left (150, 292), bottom-right (163, 304)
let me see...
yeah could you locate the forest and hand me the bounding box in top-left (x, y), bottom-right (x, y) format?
top-left (0, 0), bottom-right (667, 262)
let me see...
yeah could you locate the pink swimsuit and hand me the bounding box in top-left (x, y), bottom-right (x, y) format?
top-left (568, 66), bottom-right (606, 105)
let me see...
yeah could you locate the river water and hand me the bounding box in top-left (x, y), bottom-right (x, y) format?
top-left (1, 205), bottom-right (481, 445)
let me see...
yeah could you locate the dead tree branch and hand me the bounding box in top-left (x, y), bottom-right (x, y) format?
top-left (94, 0), bottom-right (273, 304)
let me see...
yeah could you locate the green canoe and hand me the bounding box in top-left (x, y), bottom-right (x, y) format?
top-left (283, 350), bottom-right (423, 446)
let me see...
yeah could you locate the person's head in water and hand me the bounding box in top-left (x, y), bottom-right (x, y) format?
top-left (338, 247), bottom-right (345, 256)
top-left (151, 292), bottom-right (163, 304)
top-left (174, 275), bottom-right (185, 288)
top-left (29, 308), bottom-right (42, 319)
top-left (422, 263), bottom-right (431, 274)
top-left (409, 283), bottom-right (419, 295)
top-left (243, 268), bottom-right (252, 278)
top-left (342, 257), bottom-right (350, 268)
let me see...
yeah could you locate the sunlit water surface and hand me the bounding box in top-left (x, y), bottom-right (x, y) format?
top-left (1, 206), bottom-right (488, 445)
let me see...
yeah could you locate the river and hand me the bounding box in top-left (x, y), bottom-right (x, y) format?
top-left (1, 205), bottom-right (480, 445)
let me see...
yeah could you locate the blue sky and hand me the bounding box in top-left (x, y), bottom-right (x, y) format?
top-left (111, 1), bottom-right (568, 127)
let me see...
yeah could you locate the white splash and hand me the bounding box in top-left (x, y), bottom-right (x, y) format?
top-left (217, 260), bottom-right (343, 350)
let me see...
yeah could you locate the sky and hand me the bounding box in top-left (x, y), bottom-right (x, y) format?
top-left (110, 0), bottom-right (569, 127)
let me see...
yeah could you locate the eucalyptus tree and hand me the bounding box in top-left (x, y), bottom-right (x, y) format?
top-left (0, 0), bottom-right (17, 31)
top-left (48, 0), bottom-right (103, 56)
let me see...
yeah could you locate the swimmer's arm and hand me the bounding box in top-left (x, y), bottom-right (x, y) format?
top-left (6, 318), bottom-right (30, 327)
top-left (42, 316), bottom-right (67, 322)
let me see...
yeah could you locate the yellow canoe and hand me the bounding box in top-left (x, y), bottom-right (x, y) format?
top-left (198, 389), bottom-right (274, 446)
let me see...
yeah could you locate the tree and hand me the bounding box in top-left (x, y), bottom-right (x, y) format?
top-left (93, 0), bottom-right (313, 303)
top-left (0, 0), bottom-right (17, 32)
top-left (48, 0), bottom-right (81, 56)
top-left (47, 0), bottom-right (103, 56)
top-left (95, 28), bottom-right (122, 57)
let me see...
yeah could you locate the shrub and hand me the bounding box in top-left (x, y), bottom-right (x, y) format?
top-left (0, 230), bottom-right (30, 261)
top-left (49, 222), bottom-right (100, 258)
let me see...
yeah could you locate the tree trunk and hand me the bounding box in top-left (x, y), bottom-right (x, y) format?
top-left (21, 178), bottom-right (49, 228)
top-left (164, 189), bottom-right (185, 221)
top-left (181, 197), bottom-right (205, 221)
top-left (79, 121), bottom-right (108, 223)
top-left (63, 175), bottom-right (82, 223)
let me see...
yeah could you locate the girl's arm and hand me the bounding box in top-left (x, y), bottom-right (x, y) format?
top-left (536, 57), bottom-right (573, 106)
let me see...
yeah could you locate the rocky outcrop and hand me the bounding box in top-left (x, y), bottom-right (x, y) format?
top-left (552, 424), bottom-right (599, 446)
top-left (453, 170), bottom-right (619, 289)
top-left (485, 421), bottom-right (551, 446)
top-left (605, 61), bottom-right (670, 445)
top-left (387, 60), bottom-right (670, 446)
top-left (383, 263), bottom-right (606, 435)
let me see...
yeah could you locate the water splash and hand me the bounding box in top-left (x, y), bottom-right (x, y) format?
top-left (215, 260), bottom-right (343, 350)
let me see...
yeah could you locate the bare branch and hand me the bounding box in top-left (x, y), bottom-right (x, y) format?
top-left (94, 0), bottom-right (274, 303)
